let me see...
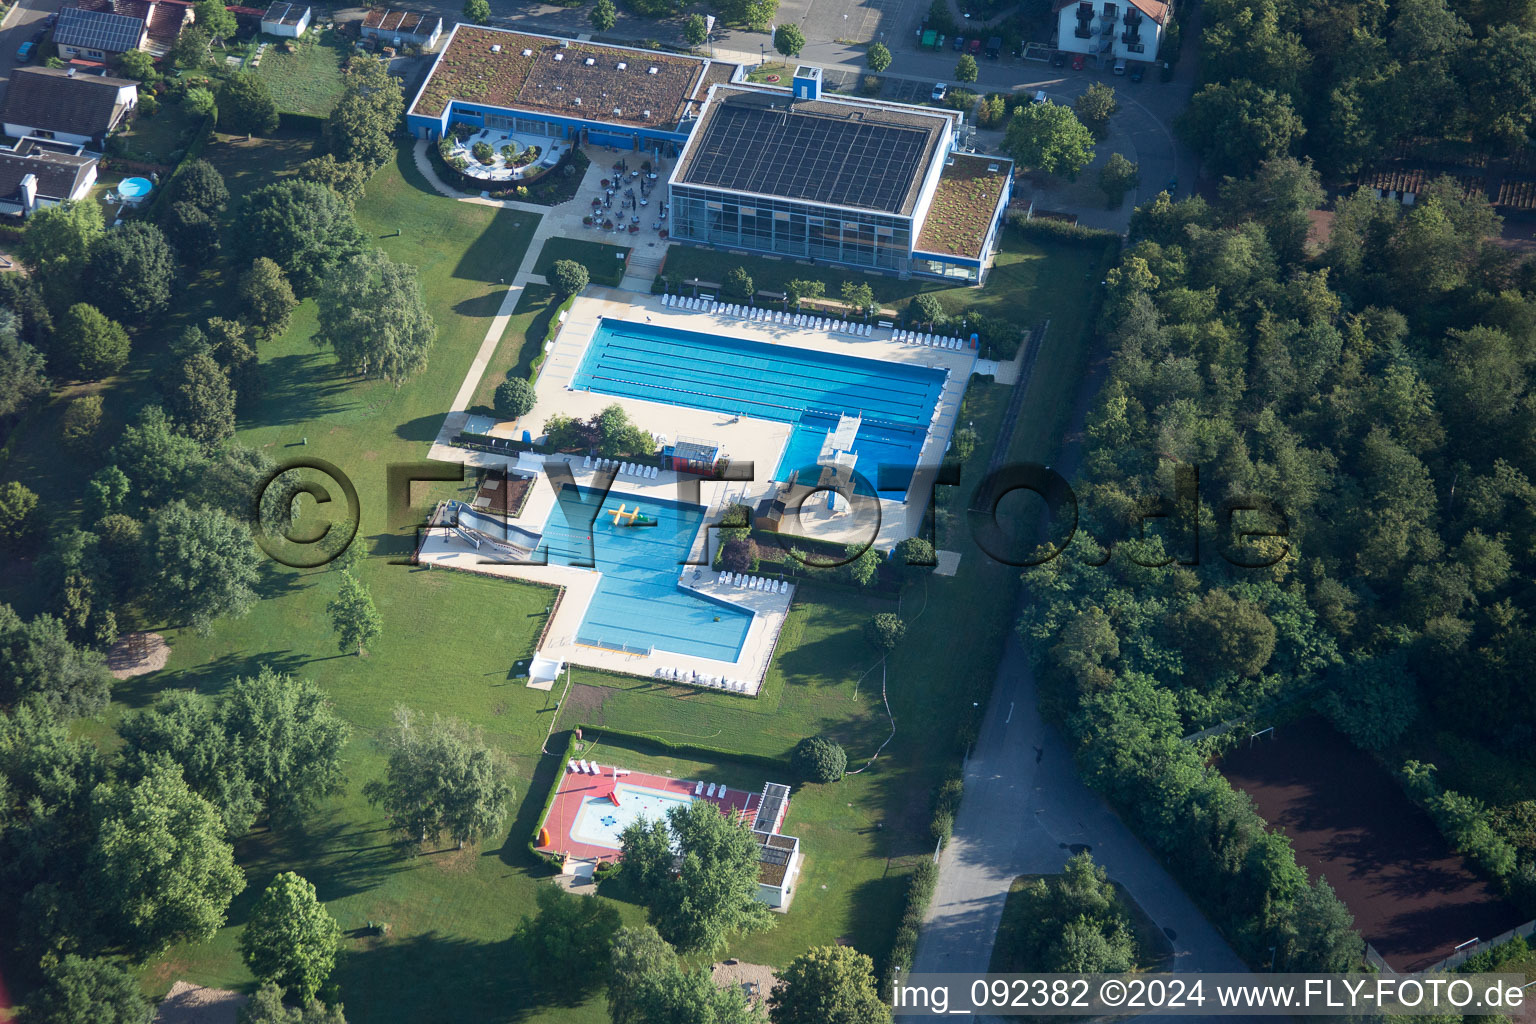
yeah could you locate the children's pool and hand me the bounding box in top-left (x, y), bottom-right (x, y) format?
top-left (569, 783), bottom-right (694, 849)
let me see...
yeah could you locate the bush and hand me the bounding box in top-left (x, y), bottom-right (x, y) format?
top-left (930, 808), bottom-right (954, 844)
top-left (719, 537), bottom-right (758, 574)
top-left (0, 481), bottom-right (38, 546)
top-left (950, 427), bottom-right (978, 461)
top-left (790, 736), bottom-right (847, 782)
top-left (865, 612), bottom-right (906, 653)
top-left (494, 376), bottom-right (536, 419)
top-left (550, 259), bottom-right (589, 296)
top-left (724, 266), bottom-right (754, 300)
top-left (894, 536), bottom-right (936, 580)
top-left (61, 395), bottom-right (104, 454)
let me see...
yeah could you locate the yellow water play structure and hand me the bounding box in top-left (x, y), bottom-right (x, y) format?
top-left (606, 504), bottom-right (659, 527)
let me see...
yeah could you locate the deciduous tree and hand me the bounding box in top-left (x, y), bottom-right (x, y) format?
top-left (1075, 82), bottom-right (1117, 140)
top-left (240, 872), bottom-right (341, 1003)
top-left (866, 41), bottom-right (891, 71)
top-left (775, 23), bottom-right (805, 57)
top-left (326, 570), bottom-right (381, 655)
top-left (316, 248), bottom-right (436, 384)
top-left (20, 201), bottom-right (104, 310)
top-left (493, 375), bottom-right (536, 418)
top-left (222, 667), bottom-right (350, 818)
top-left (238, 982), bottom-right (348, 1024)
top-left (237, 180), bottom-right (366, 295)
top-left (1098, 152), bottom-right (1140, 207)
top-left (165, 160), bottom-right (230, 216)
top-left (324, 56), bottom-right (403, 172)
top-left (955, 53), bottom-right (978, 82)
top-left (463, 0), bottom-right (490, 23)
top-left (167, 349), bottom-right (236, 445)
top-left (140, 500), bottom-right (260, 632)
top-left (684, 13), bottom-right (708, 46)
top-left (238, 258), bottom-right (298, 336)
top-left (217, 72), bottom-right (277, 134)
top-left (769, 945), bottom-right (889, 1024)
top-left (591, 0), bottom-right (617, 30)
top-left (550, 258), bottom-right (590, 296)
top-left (118, 691), bottom-right (261, 837)
top-left (364, 707), bottom-right (512, 848)
top-left (18, 955), bottom-right (151, 1024)
top-left (87, 222), bottom-right (176, 325)
top-left (1004, 101), bottom-right (1096, 180)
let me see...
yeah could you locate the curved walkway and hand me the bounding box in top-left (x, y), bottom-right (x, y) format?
top-left (411, 138), bottom-right (552, 216)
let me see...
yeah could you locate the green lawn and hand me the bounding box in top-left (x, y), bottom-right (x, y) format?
top-left (533, 237), bottom-right (632, 288)
top-left (254, 29), bottom-right (351, 116)
top-left (466, 284), bottom-right (563, 416)
top-left (111, 102), bottom-right (205, 165)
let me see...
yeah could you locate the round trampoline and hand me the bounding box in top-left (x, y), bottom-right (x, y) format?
top-left (118, 177), bottom-right (153, 203)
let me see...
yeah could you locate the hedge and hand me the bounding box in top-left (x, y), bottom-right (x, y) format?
top-left (527, 728), bottom-right (582, 867)
top-left (573, 722), bottom-right (790, 776)
top-left (141, 114), bottom-right (215, 221)
top-left (1006, 210), bottom-right (1122, 249)
top-left (882, 858), bottom-right (939, 995)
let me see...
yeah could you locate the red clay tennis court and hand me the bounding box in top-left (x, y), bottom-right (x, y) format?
top-left (1221, 720), bottom-right (1525, 972)
top-left (539, 762), bottom-right (756, 862)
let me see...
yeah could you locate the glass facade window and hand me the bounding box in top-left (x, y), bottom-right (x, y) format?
top-left (669, 185), bottom-right (912, 272)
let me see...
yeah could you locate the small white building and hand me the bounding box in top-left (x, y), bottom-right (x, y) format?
top-left (1054, 0), bottom-right (1169, 64)
top-left (361, 7), bottom-right (443, 49)
top-left (751, 783), bottom-right (803, 909)
top-left (261, 1), bottom-right (310, 36)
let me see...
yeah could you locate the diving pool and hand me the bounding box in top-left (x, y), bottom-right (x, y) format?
top-left (570, 782), bottom-right (693, 849)
top-left (571, 319), bottom-right (947, 496)
top-left (538, 487), bottom-right (752, 661)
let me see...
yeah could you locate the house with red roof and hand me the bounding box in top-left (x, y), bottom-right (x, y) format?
top-left (1053, 0), bottom-right (1170, 65)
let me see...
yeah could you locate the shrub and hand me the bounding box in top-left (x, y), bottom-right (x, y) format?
top-left (790, 736), bottom-right (847, 782)
top-left (472, 141), bottom-right (494, 164)
top-left (865, 612), bottom-right (906, 653)
top-left (61, 395), bottom-right (104, 454)
top-left (724, 266), bottom-right (754, 300)
top-left (950, 427), bottom-right (978, 461)
top-left (895, 536), bottom-right (936, 576)
top-left (550, 259), bottom-right (590, 296)
top-left (494, 376), bottom-right (536, 419)
top-left (719, 537), bottom-right (758, 574)
top-left (0, 481), bottom-right (38, 545)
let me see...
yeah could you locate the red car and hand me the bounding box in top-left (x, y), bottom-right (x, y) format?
top-left (1071, 53), bottom-right (1085, 70)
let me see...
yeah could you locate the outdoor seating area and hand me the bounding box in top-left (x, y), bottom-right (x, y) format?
top-left (892, 329), bottom-right (972, 350)
top-left (582, 456), bottom-right (659, 479)
top-left (582, 156), bottom-right (669, 237)
top-left (449, 128), bottom-right (564, 182)
top-left (658, 293), bottom-right (876, 337)
top-left (654, 664), bottom-right (755, 692)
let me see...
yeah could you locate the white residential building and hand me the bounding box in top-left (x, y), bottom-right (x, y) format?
top-left (1054, 0), bottom-right (1170, 64)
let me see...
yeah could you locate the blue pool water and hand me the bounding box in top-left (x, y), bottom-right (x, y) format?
top-left (537, 487), bottom-right (752, 660)
top-left (570, 783), bottom-right (693, 849)
top-left (572, 319), bottom-right (947, 497)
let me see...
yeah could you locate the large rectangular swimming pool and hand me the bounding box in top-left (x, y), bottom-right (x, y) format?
top-left (538, 487), bottom-right (752, 661)
top-left (572, 318), bottom-right (947, 496)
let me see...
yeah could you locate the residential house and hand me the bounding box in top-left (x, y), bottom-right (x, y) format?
top-left (361, 8), bottom-right (442, 49)
top-left (54, 0), bottom-right (193, 59)
top-left (1, 67), bottom-right (138, 150)
top-left (1054, 0), bottom-right (1169, 64)
top-left (260, 1), bottom-right (310, 37)
top-left (0, 139), bottom-right (98, 217)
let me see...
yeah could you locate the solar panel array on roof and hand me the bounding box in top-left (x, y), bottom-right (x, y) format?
top-left (683, 100), bottom-right (932, 214)
top-left (54, 5), bottom-right (144, 52)
top-left (752, 782), bottom-right (790, 833)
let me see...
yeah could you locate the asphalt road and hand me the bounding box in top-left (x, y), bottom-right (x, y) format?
top-left (0, 0), bottom-right (65, 99)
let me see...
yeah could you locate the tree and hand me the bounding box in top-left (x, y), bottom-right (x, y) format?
top-left (493, 376), bottom-right (536, 418)
top-left (167, 349), bottom-right (236, 445)
top-left (182, 86), bottom-right (218, 120)
top-left (864, 612), bottom-right (906, 653)
top-left (1177, 80), bottom-right (1304, 179)
top-left (775, 23), bottom-right (806, 57)
top-left (866, 41), bottom-right (891, 72)
top-left (463, 0), bottom-right (490, 23)
top-left (0, 316), bottom-right (48, 419)
top-left (324, 56), bottom-right (404, 172)
top-left (894, 536), bottom-right (935, 578)
top-left (550, 258), bottom-right (590, 296)
top-left (845, 543), bottom-right (879, 586)
top-left (1004, 101), bottom-right (1096, 180)
top-left (141, 500), bottom-right (260, 632)
top-left (19, 200), bottom-right (104, 310)
top-left (949, 425), bottom-right (978, 461)
top-left (327, 570), bottom-right (382, 655)
top-left (364, 707), bottom-right (512, 848)
top-left (118, 691), bottom-right (261, 837)
top-left (58, 304), bottom-right (130, 382)
top-left (608, 925), bottom-right (759, 1024)
top-left (840, 280), bottom-right (874, 316)
top-left (192, 0), bottom-right (237, 39)
top-left (0, 480), bottom-right (37, 548)
top-left (907, 291), bottom-right (946, 327)
top-left (162, 201), bottom-right (220, 263)
top-left (769, 945), bottom-right (889, 1024)
top-left (955, 53), bottom-right (978, 82)
top-left (298, 154), bottom-right (370, 203)
top-left (238, 257), bottom-right (298, 336)
top-left (1099, 153), bottom-right (1141, 207)
top-left (222, 667), bottom-right (350, 818)
top-left (1075, 82), bottom-right (1117, 140)
top-left (1285, 877), bottom-right (1364, 972)
top-left (785, 278), bottom-right (824, 308)
top-left (619, 799), bottom-right (773, 953)
top-left (790, 736), bottom-right (846, 782)
top-left (218, 73), bottom-right (278, 134)
top-left (238, 181), bottom-right (366, 295)
top-left (87, 222), bottom-right (176, 325)
top-left (719, 537), bottom-right (757, 574)
top-left (724, 266), bottom-right (754, 299)
top-left (86, 466), bottom-right (130, 523)
top-left (591, 0), bottom-right (617, 30)
top-left (238, 982), bottom-right (348, 1024)
top-left (517, 884), bottom-right (621, 992)
top-left (165, 160), bottom-right (229, 216)
top-left (18, 955), bottom-right (151, 1024)
top-left (684, 13), bottom-right (708, 46)
top-left (115, 49), bottom-right (157, 81)
top-left (1171, 589), bottom-right (1277, 682)
top-left (84, 761), bottom-right (245, 957)
top-left (316, 249), bottom-right (436, 385)
top-left (111, 404), bottom-right (205, 507)
top-left (240, 872), bottom-right (341, 1003)
top-left (60, 395), bottom-right (102, 454)
top-left (170, 24), bottom-right (211, 67)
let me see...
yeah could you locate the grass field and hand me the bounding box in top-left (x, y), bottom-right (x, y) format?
top-left (111, 103), bottom-right (206, 165)
top-left (533, 237), bottom-right (632, 288)
top-left (254, 29), bottom-right (351, 116)
top-left (465, 284), bottom-right (563, 416)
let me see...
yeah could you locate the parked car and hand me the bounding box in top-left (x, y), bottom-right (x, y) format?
top-left (985, 36), bottom-right (1001, 58)
top-left (1050, 49), bottom-right (1066, 67)
top-left (1032, 89), bottom-right (1048, 104)
top-left (1071, 52), bottom-right (1085, 70)
top-left (953, 34), bottom-right (965, 50)
top-left (931, 82), bottom-right (948, 101)
top-left (969, 37), bottom-right (982, 54)
top-left (1113, 58), bottom-right (1127, 74)
top-left (1129, 62), bottom-right (1145, 82)
top-left (15, 41), bottom-right (34, 61)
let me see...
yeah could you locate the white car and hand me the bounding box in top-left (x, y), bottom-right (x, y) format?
top-left (931, 82), bottom-right (947, 101)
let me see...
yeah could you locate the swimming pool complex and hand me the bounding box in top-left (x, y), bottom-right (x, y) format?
top-left (537, 487), bottom-right (752, 661)
top-left (570, 782), bottom-right (693, 849)
top-left (572, 319), bottom-right (948, 496)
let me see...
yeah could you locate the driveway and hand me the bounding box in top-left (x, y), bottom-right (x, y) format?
top-left (0, 0), bottom-right (65, 100)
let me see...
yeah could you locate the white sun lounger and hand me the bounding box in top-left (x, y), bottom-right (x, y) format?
top-left (705, 783), bottom-right (717, 797)
top-left (568, 759), bottom-right (579, 772)
top-left (694, 780), bottom-right (704, 794)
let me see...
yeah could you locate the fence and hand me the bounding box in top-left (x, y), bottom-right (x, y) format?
top-left (1414, 918), bottom-right (1536, 974)
top-left (574, 635), bottom-right (653, 657)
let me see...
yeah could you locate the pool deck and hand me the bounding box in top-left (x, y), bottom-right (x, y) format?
top-left (414, 467), bottom-right (793, 694)
top-left (539, 764), bottom-right (756, 863)
top-left (430, 289), bottom-right (977, 551)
